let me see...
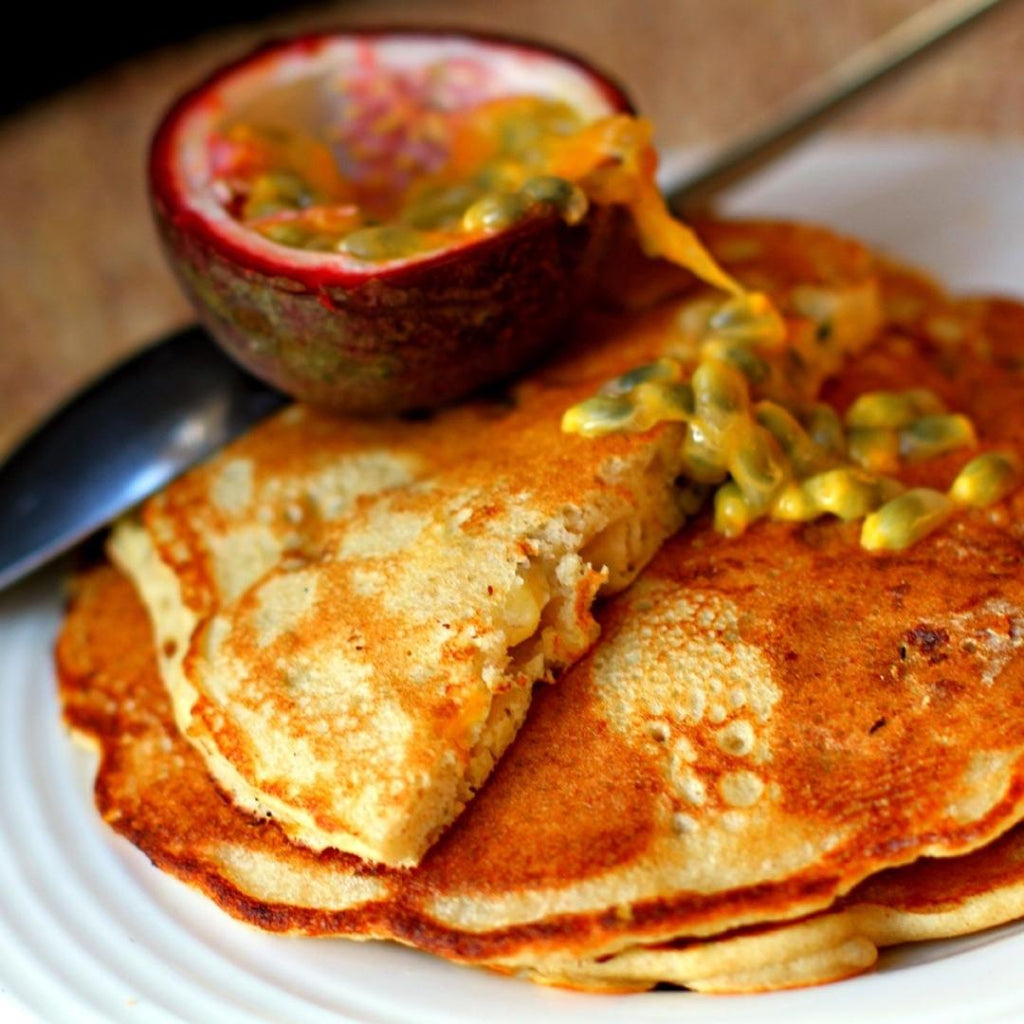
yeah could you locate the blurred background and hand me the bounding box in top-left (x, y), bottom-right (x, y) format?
top-left (1, 0), bottom-right (1022, 457)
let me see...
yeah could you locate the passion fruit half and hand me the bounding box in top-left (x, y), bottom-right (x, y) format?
top-left (149, 29), bottom-right (634, 413)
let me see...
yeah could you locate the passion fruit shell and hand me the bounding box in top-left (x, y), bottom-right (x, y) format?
top-left (149, 29), bottom-right (633, 414)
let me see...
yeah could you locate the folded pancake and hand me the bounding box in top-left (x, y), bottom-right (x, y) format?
top-left (109, 220), bottom-right (881, 866)
top-left (59, 264), bottom-right (1024, 990)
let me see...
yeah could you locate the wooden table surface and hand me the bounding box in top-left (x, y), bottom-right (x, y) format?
top-left (1, 0), bottom-right (1022, 458)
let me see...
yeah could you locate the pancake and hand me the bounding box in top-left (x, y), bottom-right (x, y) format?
top-left (520, 822), bottom-right (1024, 993)
top-left (58, 263), bottom-right (1024, 990)
top-left (109, 219), bottom-right (881, 867)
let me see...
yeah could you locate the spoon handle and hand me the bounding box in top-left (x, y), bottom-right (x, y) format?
top-left (0, 328), bottom-right (285, 592)
top-left (667, 0), bottom-right (1008, 211)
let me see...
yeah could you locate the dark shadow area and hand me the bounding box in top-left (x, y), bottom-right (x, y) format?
top-left (2, 2), bottom-right (333, 117)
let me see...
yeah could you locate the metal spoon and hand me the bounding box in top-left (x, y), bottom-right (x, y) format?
top-left (0, 0), bottom-right (1007, 593)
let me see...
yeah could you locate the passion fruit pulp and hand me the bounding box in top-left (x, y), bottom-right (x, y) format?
top-left (150, 29), bottom-right (634, 414)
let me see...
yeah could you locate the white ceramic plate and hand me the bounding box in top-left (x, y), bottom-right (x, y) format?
top-left (2, 137), bottom-right (1023, 1024)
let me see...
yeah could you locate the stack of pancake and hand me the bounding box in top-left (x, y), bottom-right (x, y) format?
top-left (57, 220), bottom-right (1024, 994)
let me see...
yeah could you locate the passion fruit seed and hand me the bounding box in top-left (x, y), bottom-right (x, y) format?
top-left (804, 403), bottom-right (847, 458)
top-left (521, 175), bottom-right (589, 224)
top-left (949, 451), bottom-right (1022, 507)
top-left (728, 423), bottom-right (788, 512)
top-left (701, 339), bottom-right (771, 385)
top-left (861, 488), bottom-right (954, 552)
top-left (692, 359), bottom-right (750, 419)
top-left (847, 426), bottom-right (901, 474)
top-left (771, 481), bottom-right (819, 522)
top-left (461, 192), bottom-right (531, 233)
top-left (898, 413), bottom-right (977, 461)
top-left (714, 482), bottom-right (753, 538)
top-left (244, 171), bottom-right (315, 218)
top-left (560, 394), bottom-right (636, 438)
top-left (681, 422), bottom-right (731, 484)
top-left (707, 293), bottom-right (787, 351)
top-left (600, 357), bottom-right (684, 397)
top-left (565, 376), bottom-right (694, 438)
top-left (755, 401), bottom-right (829, 477)
top-left (630, 382), bottom-right (696, 426)
top-left (403, 183), bottom-right (482, 229)
top-left (802, 467), bottom-right (887, 521)
top-left (341, 225), bottom-right (425, 260)
top-left (844, 388), bottom-right (945, 429)
top-left (259, 221), bottom-right (324, 248)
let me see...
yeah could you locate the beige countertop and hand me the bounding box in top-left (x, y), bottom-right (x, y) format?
top-left (1, 0), bottom-right (1021, 456)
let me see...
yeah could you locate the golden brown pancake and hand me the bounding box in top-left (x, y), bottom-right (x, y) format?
top-left (58, 548), bottom-right (1024, 991)
top-left (108, 220), bottom-right (881, 867)
top-left (528, 822), bottom-right (1024, 994)
top-left (57, 261), bottom-right (1024, 990)
top-left (109, 305), bottom-right (701, 868)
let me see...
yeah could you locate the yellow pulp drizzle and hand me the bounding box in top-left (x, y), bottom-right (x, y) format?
top-left (211, 96), bottom-right (742, 295)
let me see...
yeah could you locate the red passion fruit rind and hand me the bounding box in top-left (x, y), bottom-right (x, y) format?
top-left (150, 29), bottom-right (635, 413)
